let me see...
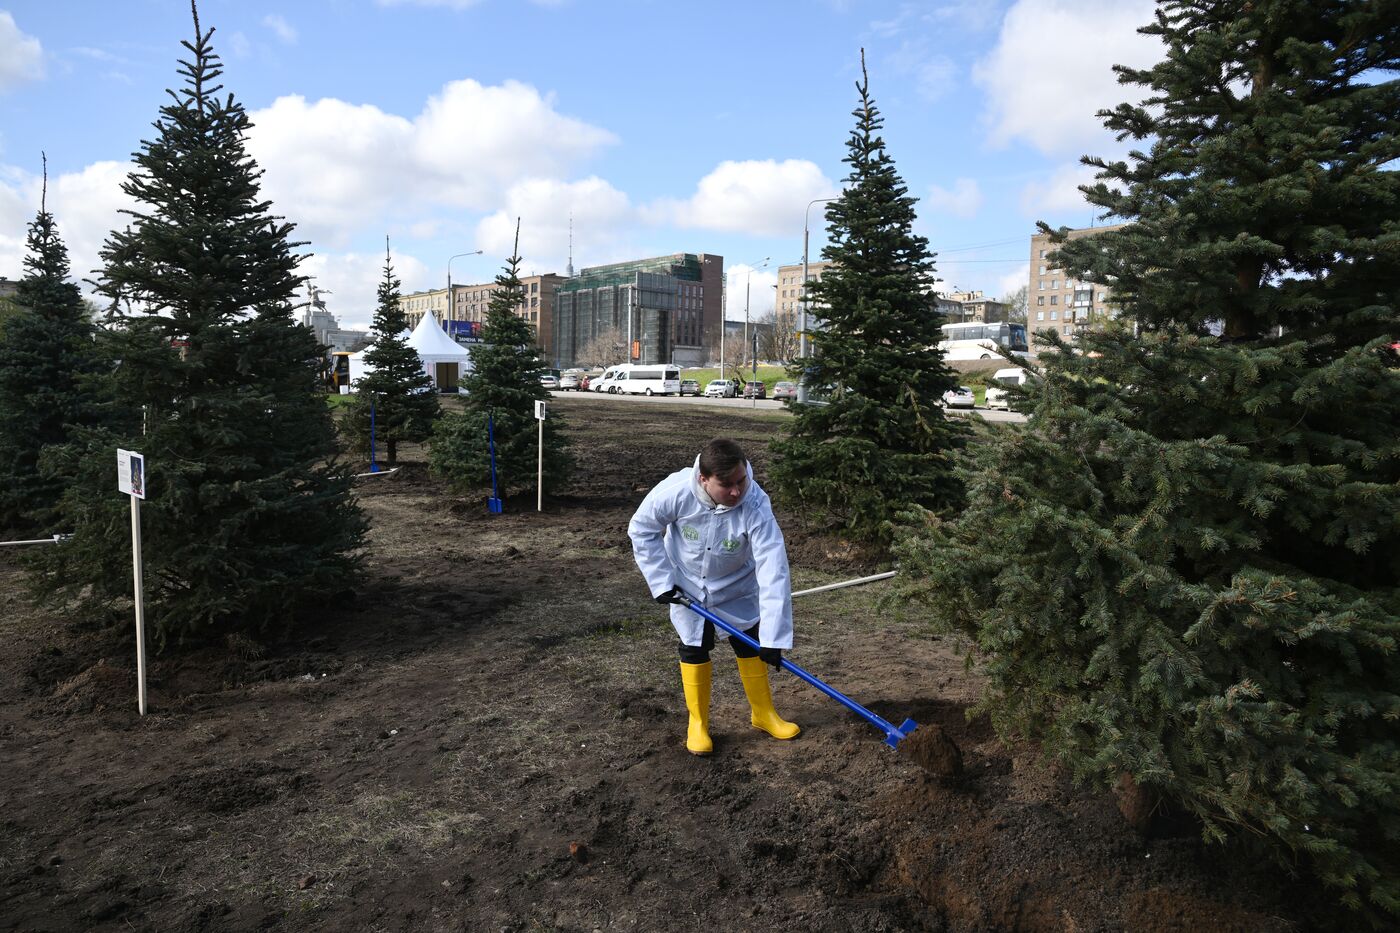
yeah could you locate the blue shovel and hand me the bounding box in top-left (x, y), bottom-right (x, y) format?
top-left (675, 592), bottom-right (918, 749)
top-left (487, 413), bottom-right (503, 514)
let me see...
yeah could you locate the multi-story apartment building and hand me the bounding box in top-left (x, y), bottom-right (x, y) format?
top-left (774, 261), bottom-right (834, 320)
top-left (943, 290), bottom-right (1010, 325)
top-left (776, 261), bottom-right (966, 333)
top-left (1028, 224), bottom-right (1124, 343)
top-left (552, 253), bottom-right (723, 368)
top-left (400, 272), bottom-right (564, 360)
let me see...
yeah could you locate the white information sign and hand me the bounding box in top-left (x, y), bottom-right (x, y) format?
top-left (117, 449), bottom-right (146, 500)
top-left (534, 400), bottom-right (547, 421)
top-left (117, 448), bottom-right (148, 715)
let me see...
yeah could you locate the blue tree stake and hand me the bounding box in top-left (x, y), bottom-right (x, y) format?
top-left (369, 399), bottom-right (380, 473)
top-left (487, 412), bottom-right (503, 513)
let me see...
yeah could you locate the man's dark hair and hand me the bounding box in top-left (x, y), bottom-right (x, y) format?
top-left (699, 438), bottom-right (747, 478)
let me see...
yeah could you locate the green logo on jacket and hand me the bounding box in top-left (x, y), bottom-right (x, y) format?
top-left (720, 537), bottom-right (741, 553)
top-left (681, 525), bottom-right (700, 542)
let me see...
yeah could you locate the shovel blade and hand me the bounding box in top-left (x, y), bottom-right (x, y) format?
top-left (884, 718), bottom-right (919, 749)
top-left (488, 497), bottom-right (503, 514)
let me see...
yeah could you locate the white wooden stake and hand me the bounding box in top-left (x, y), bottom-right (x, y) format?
top-left (131, 493), bottom-right (147, 716)
top-left (535, 399), bottom-right (546, 512)
top-left (791, 570), bottom-right (897, 599)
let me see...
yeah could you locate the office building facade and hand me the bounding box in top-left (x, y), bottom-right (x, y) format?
top-left (552, 253), bottom-right (723, 368)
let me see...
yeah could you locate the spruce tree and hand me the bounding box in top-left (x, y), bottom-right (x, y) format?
top-left (29, 4), bottom-right (367, 643)
top-left (769, 51), bottom-right (965, 545)
top-left (0, 162), bottom-right (103, 534)
top-left (344, 240), bottom-right (438, 465)
top-left (430, 224), bottom-right (570, 498)
top-left (897, 0), bottom-right (1399, 916)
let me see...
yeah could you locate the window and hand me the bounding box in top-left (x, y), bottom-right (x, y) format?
top-left (1036, 311), bottom-right (1045, 321)
top-left (1036, 296), bottom-right (1045, 306)
top-left (1050, 295), bottom-right (1058, 305)
top-left (1039, 265), bottom-right (1047, 274)
top-left (1050, 279), bottom-right (1059, 289)
top-left (1038, 280), bottom-right (1046, 290)
top-left (1050, 311), bottom-right (1058, 320)
top-left (1039, 249), bottom-right (1047, 258)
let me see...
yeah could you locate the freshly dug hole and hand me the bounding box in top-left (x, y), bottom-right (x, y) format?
top-left (900, 722), bottom-right (963, 777)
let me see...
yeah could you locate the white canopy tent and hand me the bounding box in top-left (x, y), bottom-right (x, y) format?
top-left (347, 310), bottom-right (472, 393)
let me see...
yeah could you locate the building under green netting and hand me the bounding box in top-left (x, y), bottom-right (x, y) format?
top-left (552, 252), bottom-right (723, 368)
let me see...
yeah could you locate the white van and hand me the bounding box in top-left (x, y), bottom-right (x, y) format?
top-left (592, 364), bottom-right (681, 396)
top-left (985, 367), bottom-right (1036, 410)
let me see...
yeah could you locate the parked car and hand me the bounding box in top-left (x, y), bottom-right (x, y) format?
top-left (540, 374), bottom-right (559, 390)
top-left (743, 380), bottom-right (766, 399)
top-left (771, 381), bottom-right (797, 403)
top-left (679, 379), bottom-right (701, 396)
top-left (558, 372), bottom-right (580, 391)
top-left (984, 367), bottom-right (1035, 411)
top-left (704, 379), bottom-right (737, 398)
top-left (941, 385), bottom-right (975, 409)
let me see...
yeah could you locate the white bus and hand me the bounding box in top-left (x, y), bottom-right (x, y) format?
top-left (592, 364), bottom-right (682, 396)
top-left (938, 322), bottom-right (1029, 361)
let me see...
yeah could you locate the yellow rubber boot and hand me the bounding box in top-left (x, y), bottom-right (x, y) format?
top-left (736, 655), bottom-right (800, 739)
top-left (679, 661), bottom-right (713, 755)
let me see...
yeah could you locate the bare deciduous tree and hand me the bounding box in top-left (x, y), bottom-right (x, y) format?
top-left (756, 308), bottom-right (800, 362)
top-left (574, 325), bottom-right (626, 369)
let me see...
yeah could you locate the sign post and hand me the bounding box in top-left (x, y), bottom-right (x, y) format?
top-left (534, 400), bottom-right (547, 512)
top-left (117, 449), bottom-right (148, 716)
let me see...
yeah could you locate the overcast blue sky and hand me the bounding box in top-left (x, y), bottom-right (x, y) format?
top-left (0, 0), bottom-right (1164, 328)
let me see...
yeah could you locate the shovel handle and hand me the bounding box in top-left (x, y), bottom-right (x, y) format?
top-left (676, 594), bottom-right (916, 748)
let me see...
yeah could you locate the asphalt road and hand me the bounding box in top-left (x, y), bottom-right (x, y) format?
top-left (548, 390), bottom-right (1029, 423)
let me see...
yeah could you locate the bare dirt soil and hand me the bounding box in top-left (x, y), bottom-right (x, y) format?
top-left (1, 396), bottom-right (1327, 931)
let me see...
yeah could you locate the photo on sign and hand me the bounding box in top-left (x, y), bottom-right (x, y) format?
top-left (117, 448), bottom-right (147, 500)
top-left (130, 453), bottom-right (144, 498)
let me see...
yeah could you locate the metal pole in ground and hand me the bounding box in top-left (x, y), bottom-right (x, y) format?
top-left (131, 494), bottom-right (147, 716)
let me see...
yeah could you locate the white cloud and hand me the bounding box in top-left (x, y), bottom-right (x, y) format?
top-left (927, 178), bottom-right (983, 218)
top-left (262, 15), bottom-right (298, 44)
top-left (0, 161), bottom-right (136, 291)
top-left (245, 79), bottom-right (616, 247)
top-left (886, 39), bottom-right (956, 102)
top-left (651, 160), bottom-right (838, 238)
top-left (0, 12), bottom-right (45, 92)
top-left (1020, 162), bottom-right (1099, 219)
top-left (996, 263), bottom-right (1030, 298)
top-left (474, 176), bottom-right (632, 276)
top-left (974, 0), bottom-right (1161, 155)
top-left (724, 264), bottom-right (777, 321)
top-left (297, 248), bottom-right (430, 330)
top-left (228, 31), bottom-right (251, 57)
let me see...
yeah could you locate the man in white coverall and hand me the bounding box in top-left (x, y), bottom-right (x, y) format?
top-left (628, 437), bottom-right (799, 755)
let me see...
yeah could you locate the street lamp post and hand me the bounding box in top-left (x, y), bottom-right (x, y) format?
top-left (446, 250), bottom-right (484, 323)
top-left (743, 257), bottom-right (770, 406)
top-left (741, 257), bottom-right (770, 392)
top-left (799, 197), bottom-right (839, 402)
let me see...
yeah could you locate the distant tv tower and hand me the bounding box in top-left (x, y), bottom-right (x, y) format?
top-left (566, 214), bottom-right (574, 278)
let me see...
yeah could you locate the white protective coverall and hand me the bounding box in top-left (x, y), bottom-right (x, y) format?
top-left (628, 456), bottom-right (794, 649)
